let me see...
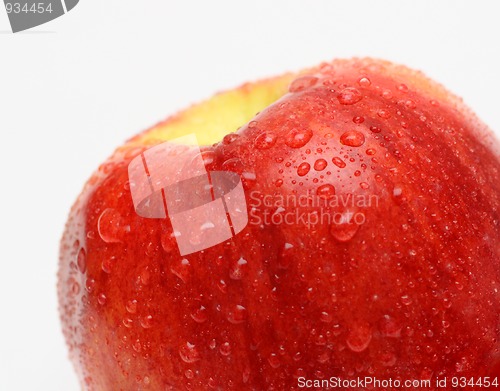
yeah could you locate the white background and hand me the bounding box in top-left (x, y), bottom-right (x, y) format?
top-left (0, 1), bottom-right (499, 390)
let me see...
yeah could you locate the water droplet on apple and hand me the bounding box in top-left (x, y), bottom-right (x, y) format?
top-left (278, 242), bottom-right (294, 269)
top-left (353, 116), bottom-right (365, 124)
top-left (200, 150), bottom-right (216, 166)
top-left (191, 305), bottom-right (207, 323)
top-left (138, 268), bottom-right (151, 286)
top-left (398, 83), bottom-right (409, 93)
top-left (179, 342), bottom-right (200, 363)
top-left (401, 294), bottom-right (413, 305)
top-left (320, 311), bottom-right (332, 323)
top-left (405, 99), bottom-right (417, 109)
top-left (393, 185), bottom-right (403, 198)
top-left (97, 293), bottom-right (107, 305)
top-left (98, 208), bottom-right (129, 243)
top-left (379, 315), bottom-right (402, 337)
top-left (314, 159), bottom-right (327, 171)
top-left (227, 304), bottom-right (247, 324)
top-left (132, 339), bottom-right (141, 353)
top-left (208, 378), bottom-right (218, 388)
top-left (297, 162), bottom-right (311, 176)
top-left (70, 278), bottom-right (80, 295)
top-left (219, 342), bottom-right (231, 356)
top-left (289, 75), bottom-right (318, 92)
top-left (382, 89), bottom-right (393, 99)
top-left (171, 258), bottom-right (191, 283)
top-left (254, 132), bottom-right (277, 150)
top-left (222, 157), bottom-right (245, 175)
top-left (145, 242), bottom-right (158, 257)
top-left (229, 257), bottom-right (247, 280)
top-left (285, 128), bottom-right (313, 148)
top-left (369, 125), bottom-right (382, 133)
top-left (442, 295), bottom-right (452, 309)
top-left (346, 322), bottom-right (372, 352)
top-left (268, 353), bottom-right (281, 368)
top-left (101, 256), bottom-right (116, 274)
top-left (316, 184), bottom-right (336, 199)
top-left (99, 161), bottom-right (116, 175)
top-left (332, 157), bottom-right (347, 168)
top-left (380, 352), bottom-right (397, 367)
top-left (140, 315), bottom-right (153, 329)
top-left (377, 109), bottom-right (391, 119)
top-left (315, 334), bottom-right (327, 346)
top-left (77, 247), bottom-right (87, 274)
top-left (455, 357), bottom-right (469, 373)
top-left (242, 366), bottom-right (251, 383)
top-left (123, 318), bottom-right (133, 328)
top-left (330, 211), bottom-right (360, 242)
top-left (222, 133), bottom-right (239, 145)
top-left (366, 148), bottom-right (376, 156)
top-left (217, 279), bottom-right (227, 293)
top-left (340, 130), bottom-right (365, 147)
top-left (337, 87), bottom-right (363, 105)
top-left (317, 351), bottom-right (330, 364)
top-left (161, 231), bottom-right (177, 253)
top-left (358, 77), bottom-right (371, 87)
top-left (126, 299), bottom-right (138, 314)
top-left (85, 278), bottom-right (95, 293)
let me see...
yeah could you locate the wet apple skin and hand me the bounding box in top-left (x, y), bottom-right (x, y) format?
top-left (59, 58), bottom-right (500, 390)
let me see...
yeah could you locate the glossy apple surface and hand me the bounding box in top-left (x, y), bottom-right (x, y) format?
top-left (59, 58), bottom-right (500, 390)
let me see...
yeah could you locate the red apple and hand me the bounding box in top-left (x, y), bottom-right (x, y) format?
top-left (59, 58), bottom-right (500, 390)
